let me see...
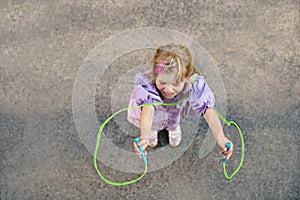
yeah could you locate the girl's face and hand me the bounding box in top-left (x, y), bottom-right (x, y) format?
top-left (155, 71), bottom-right (185, 99)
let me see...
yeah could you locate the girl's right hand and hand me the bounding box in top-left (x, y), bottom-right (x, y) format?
top-left (133, 138), bottom-right (149, 159)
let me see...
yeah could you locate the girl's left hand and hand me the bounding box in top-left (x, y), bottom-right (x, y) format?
top-left (219, 140), bottom-right (234, 161)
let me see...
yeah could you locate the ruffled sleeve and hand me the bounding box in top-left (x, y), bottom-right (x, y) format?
top-left (133, 72), bottom-right (162, 105)
top-left (188, 74), bottom-right (215, 116)
top-left (127, 72), bottom-right (162, 127)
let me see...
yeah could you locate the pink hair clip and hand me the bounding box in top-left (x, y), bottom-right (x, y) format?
top-left (155, 63), bottom-right (163, 74)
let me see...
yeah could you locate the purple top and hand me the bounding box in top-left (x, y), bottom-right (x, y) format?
top-left (127, 72), bottom-right (215, 131)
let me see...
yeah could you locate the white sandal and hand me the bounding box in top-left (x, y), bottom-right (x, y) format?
top-left (148, 130), bottom-right (158, 148)
top-left (168, 127), bottom-right (182, 147)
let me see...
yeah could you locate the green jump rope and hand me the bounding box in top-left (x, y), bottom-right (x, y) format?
top-left (94, 74), bottom-right (245, 186)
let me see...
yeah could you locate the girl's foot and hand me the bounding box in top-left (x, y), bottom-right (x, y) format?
top-left (168, 126), bottom-right (182, 147)
top-left (149, 130), bottom-right (158, 148)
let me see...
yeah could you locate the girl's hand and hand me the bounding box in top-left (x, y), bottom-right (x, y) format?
top-left (133, 138), bottom-right (149, 159)
top-left (219, 139), bottom-right (234, 161)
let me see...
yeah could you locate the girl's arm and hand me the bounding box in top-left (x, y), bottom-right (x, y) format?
top-left (203, 108), bottom-right (233, 160)
top-left (140, 106), bottom-right (155, 139)
top-left (133, 106), bottom-right (155, 158)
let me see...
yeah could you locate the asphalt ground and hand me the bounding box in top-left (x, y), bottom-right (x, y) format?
top-left (0, 0), bottom-right (299, 199)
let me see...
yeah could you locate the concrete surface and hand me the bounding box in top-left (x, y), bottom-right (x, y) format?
top-left (0, 0), bottom-right (299, 199)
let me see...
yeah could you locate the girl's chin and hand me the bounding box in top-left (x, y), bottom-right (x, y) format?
top-left (164, 95), bottom-right (175, 99)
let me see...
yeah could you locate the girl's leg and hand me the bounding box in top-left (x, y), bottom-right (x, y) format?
top-left (168, 125), bottom-right (182, 147)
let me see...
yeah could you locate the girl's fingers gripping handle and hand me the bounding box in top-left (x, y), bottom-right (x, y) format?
top-left (134, 138), bottom-right (148, 165)
top-left (223, 142), bottom-right (231, 163)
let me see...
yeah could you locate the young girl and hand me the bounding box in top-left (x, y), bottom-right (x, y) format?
top-left (128, 44), bottom-right (233, 161)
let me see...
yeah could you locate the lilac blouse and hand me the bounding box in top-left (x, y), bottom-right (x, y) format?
top-left (127, 72), bottom-right (215, 131)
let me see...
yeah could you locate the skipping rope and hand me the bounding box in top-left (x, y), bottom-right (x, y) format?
top-left (94, 74), bottom-right (245, 186)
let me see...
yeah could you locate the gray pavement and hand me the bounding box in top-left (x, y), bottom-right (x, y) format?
top-left (0, 0), bottom-right (299, 199)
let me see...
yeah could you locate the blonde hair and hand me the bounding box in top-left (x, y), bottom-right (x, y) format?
top-left (151, 44), bottom-right (196, 84)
